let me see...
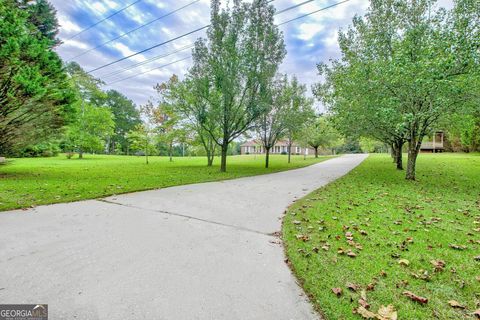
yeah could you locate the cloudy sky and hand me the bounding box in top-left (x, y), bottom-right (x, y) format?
top-left (51, 0), bottom-right (454, 109)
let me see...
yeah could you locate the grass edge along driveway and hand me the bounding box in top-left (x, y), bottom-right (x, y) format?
top-left (283, 153), bottom-right (480, 320)
top-left (0, 154), bottom-right (334, 211)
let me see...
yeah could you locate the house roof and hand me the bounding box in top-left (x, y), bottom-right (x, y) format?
top-left (241, 139), bottom-right (303, 147)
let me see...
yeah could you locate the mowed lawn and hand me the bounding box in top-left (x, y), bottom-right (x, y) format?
top-left (0, 154), bottom-right (333, 211)
top-left (283, 153), bottom-right (480, 320)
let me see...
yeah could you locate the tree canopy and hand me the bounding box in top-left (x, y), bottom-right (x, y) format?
top-left (189, 0), bottom-right (286, 171)
top-left (315, 0), bottom-right (480, 180)
top-left (0, 0), bottom-right (74, 156)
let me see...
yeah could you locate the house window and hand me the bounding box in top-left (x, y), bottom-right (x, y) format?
top-left (296, 147), bottom-right (300, 153)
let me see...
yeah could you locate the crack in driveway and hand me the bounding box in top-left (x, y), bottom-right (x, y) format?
top-left (97, 198), bottom-right (274, 237)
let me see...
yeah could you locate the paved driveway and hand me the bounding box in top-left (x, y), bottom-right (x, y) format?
top-left (0, 154), bottom-right (367, 319)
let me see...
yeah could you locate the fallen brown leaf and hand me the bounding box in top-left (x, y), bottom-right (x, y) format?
top-left (355, 306), bottom-right (376, 319)
top-left (398, 259), bottom-right (410, 266)
top-left (449, 244), bottom-right (467, 250)
top-left (347, 282), bottom-right (360, 292)
top-left (332, 287), bottom-right (342, 296)
top-left (358, 298), bottom-right (370, 309)
top-left (377, 304), bottom-right (397, 320)
top-left (295, 234), bottom-right (309, 242)
top-left (430, 259), bottom-right (446, 272)
top-left (347, 250), bottom-right (357, 258)
top-left (474, 309), bottom-right (480, 318)
top-left (448, 300), bottom-right (465, 309)
top-left (403, 291), bottom-right (428, 304)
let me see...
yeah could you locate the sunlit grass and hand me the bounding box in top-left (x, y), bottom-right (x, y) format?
top-left (0, 154), bottom-right (333, 211)
top-left (283, 153), bottom-right (480, 320)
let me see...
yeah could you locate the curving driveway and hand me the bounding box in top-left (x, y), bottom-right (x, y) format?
top-left (0, 154), bottom-right (367, 319)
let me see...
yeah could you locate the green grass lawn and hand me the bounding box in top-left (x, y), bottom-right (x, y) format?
top-left (283, 153), bottom-right (480, 320)
top-left (0, 154), bottom-right (332, 211)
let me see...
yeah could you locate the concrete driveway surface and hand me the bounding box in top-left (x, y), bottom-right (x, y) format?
top-left (0, 154), bottom-right (367, 320)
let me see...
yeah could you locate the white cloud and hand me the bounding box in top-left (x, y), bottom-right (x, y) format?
top-left (57, 14), bottom-right (81, 34)
top-left (297, 22), bottom-right (324, 41)
top-left (91, 2), bottom-right (108, 14)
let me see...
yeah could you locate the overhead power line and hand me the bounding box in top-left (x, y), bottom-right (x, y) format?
top-left (278, 0), bottom-right (350, 25)
top-left (67, 0), bottom-right (201, 61)
top-left (99, 44), bottom-right (195, 79)
top-left (107, 56), bottom-right (192, 85)
top-left (87, 25), bottom-right (207, 73)
top-left (276, 0), bottom-right (317, 14)
top-left (105, 0), bottom-right (351, 85)
top-left (64, 0), bottom-right (143, 42)
top-left (87, 0), bottom-right (328, 74)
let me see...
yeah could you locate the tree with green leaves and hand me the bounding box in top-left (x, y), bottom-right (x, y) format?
top-left (64, 62), bottom-right (114, 158)
top-left (254, 74), bottom-right (314, 168)
top-left (65, 104), bottom-right (115, 156)
top-left (301, 116), bottom-right (342, 158)
top-left (283, 77), bottom-right (315, 163)
top-left (189, 0), bottom-right (286, 172)
top-left (126, 124), bottom-right (157, 164)
top-left (316, 0), bottom-right (479, 180)
top-left (0, 0), bottom-right (75, 156)
top-left (255, 75), bottom-right (289, 168)
top-left (102, 90), bottom-right (141, 154)
top-left (17, 0), bottom-right (60, 46)
top-left (144, 75), bottom-right (185, 162)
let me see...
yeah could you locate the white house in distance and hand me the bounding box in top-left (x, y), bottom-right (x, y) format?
top-left (240, 140), bottom-right (315, 155)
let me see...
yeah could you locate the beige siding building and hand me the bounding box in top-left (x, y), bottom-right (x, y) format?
top-left (240, 140), bottom-right (315, 155)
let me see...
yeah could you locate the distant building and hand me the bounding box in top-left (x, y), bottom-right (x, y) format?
top-left (240, 140), bottom-right (315, 155)
top-left (420, 131), bottom-right (444, 152)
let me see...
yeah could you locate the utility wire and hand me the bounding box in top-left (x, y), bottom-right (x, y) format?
top-left (99, 44), bottom-right (195, 79)
top-left (67, 0), bottom-right (201, 61)
top-left (105, 0), bottom-right (351, 85)
top-left (86, 0), bottom-right (325, 74)
top-left (65, 0), bottom-right (143, 42)
top-left (87, 25), bottom-right (207, 73)
top-left (276, 0), bottom-right (317, 14)
top-left (278, 0), bottom-right (350, 25)
top-left (107, 56), bottom-right (192, 85)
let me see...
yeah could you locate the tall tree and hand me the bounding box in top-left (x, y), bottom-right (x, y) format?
top-left (17, 0), bottom-right (60, 46)
top-left (146, 75), bottom-right (185, 162)
top-left (255, 75), bottom-right (289, 168)
top-left (283, 77), bottom-right (315, 163)
top-left (189, 0), bottom-right (286, 172)
top-left (126, 124), bottom-right (157, 164)
top-left (301, 116), bottom-right (342, 158)
top-left (316, 0), bottom-right (479, 180)
top-left (65, 62), bottom-right (113, 158)
top-left (0, 0), bottom-right (74, 156)
top-left (102, 90), bottom-right (141, 154)
top-left (64, 104), bottom-right (115, 157)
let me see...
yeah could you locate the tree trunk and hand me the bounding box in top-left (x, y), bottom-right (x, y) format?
top-left (394, 140), bottom-right (404, 170)
top-left (287, 142), bottom-right (292, 163)
top-left (406, 139), bottom-right (420, 180)
top-left (265, 147), bottom-right (270, 168)
top-left (314, 147), bottom-right (318, 158)
top-left (145, 140), bottom-right (149, 164)
top-left (207, 154), bottom-right (214, 166)
top-left (220, 142), bottom-right (228, 172)
top-left (169, 142), bottom-right (173, 162)
top-left (79, 149), bottom-right (83, 159)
